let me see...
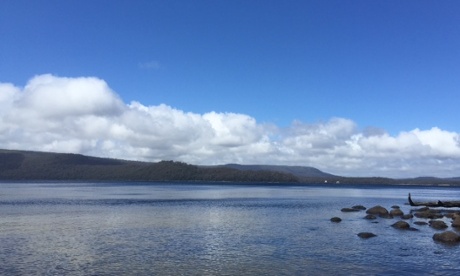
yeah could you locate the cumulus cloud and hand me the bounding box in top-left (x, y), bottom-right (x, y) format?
top-left (1, 74), bottom-right (460, 178)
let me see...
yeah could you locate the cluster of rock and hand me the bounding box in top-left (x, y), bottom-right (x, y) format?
top-left (332, 204), bottom-right (460, 244)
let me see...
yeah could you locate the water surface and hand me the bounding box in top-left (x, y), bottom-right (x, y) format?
top-left (1, 182), bottom-right (460, 275)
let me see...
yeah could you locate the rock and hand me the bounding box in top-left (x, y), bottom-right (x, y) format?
top-left (429, 220), bottom-right (448, 230)
top-left (330, 217), bottom-right (342, 223)
top-left (452, 217), bottom-right (460, 228)
top-left (433, 231), bottom-right (460, 244)
top-left (401, 214), bottom-right (414, 220)
top-left (444, 213), bottom-right (456, 219)
top-left (366, 205), bottom-right (389, 216)
top-left (341, 208), bottom-right (360, 212)
top-left (392, 221), bottom-right (410, 229)
top-left (414, 211), bottom-right (443, 219)
top-left (352, 205), bottom-right (367, 210)
top-left (364, 214), bottom-right (377, 220)
top-left (357, 232), bottom-right (377, 239)
top-left (390, 209), bottom-right (404, 217)
top-left (379, 213), bottom-right (394, 219)
top-left (414, 221), bottom-right (428, 226)
top-left (415, 207), bottom-right (430, 212)
top-left (391, 205), bottom-right (400, 209)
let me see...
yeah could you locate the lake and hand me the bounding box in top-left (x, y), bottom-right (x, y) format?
top-left (1, 182), bottom-right (460, 275)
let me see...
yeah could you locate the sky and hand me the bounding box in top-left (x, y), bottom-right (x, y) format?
top-left (1, 0), bottom-right (460, 178)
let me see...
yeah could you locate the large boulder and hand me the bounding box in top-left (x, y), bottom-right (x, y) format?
top-left (433, 231), bottom-right (460, 244)
top-left (366, 205), bottom-right (389, 216)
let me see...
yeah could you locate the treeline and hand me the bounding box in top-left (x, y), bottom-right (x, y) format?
top-left (1, 149), bottom-right (460, 185)
top-left (0, 150), bottom-right (298, 183)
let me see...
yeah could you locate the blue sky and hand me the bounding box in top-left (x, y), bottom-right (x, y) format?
top-left (1, 1), bottom-right (460, 177)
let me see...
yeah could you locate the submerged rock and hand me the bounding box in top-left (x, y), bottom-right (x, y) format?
top-left (364, 214), bottom-right (377, 220)
top-left (358, 232), bottom-right (377, 239)
top-left (352, 205), bottom-right (367, 210)
top-left (341, 208), bottom-right (360, 212)
top-left (414, 221), bottom-right (428, 226)
top-left (330, 217), bottom-right (342, 223)
top-left (433, 231), bottom-right (460, 244)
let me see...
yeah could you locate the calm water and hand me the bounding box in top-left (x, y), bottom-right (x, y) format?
top-left (1, 182), bottom-right (460, 275)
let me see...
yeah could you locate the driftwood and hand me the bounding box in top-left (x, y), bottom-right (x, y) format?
top-left (408, 193), bottom-right (460, 208)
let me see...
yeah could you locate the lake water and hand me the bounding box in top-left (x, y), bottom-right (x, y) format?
top-left (1, 182), bottom-right (460, 275)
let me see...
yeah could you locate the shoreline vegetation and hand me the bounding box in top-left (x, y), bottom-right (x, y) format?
top-left (1, 149), bottom-right (460, 186)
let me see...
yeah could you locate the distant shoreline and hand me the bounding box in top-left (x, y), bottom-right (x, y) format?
top-left (1, 149), bottom-right (459, 186)
top-left (1, 179), bottom-right (459, 188)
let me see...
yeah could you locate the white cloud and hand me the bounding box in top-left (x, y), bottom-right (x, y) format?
top-left (1, 74), bottom-right (460, 178)
top-left (17, 74), bottom-right (125, 118)
top-left (0, 82), bottom-right (20, 115)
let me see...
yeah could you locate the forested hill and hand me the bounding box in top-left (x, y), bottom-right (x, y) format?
top-left (0, 149), bottom-right (298, 183)
top-left (220, 164), bottom-right (336, 178)
top-left (1, 149), bottom-right (459, 185)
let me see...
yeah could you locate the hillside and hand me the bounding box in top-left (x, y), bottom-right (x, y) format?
top-left (221, 164), bottom-right (336, 178)
top-left (0, 149), bottom-right (298, 183)
top-left (1, 149), bottom-right (459, 185)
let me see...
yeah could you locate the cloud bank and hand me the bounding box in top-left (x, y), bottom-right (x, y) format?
top-left (1, 74), bottom-right (460, 178)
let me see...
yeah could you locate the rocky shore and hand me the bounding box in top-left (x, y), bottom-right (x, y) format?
top-left (332, 204), bottom-right (460, 244)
